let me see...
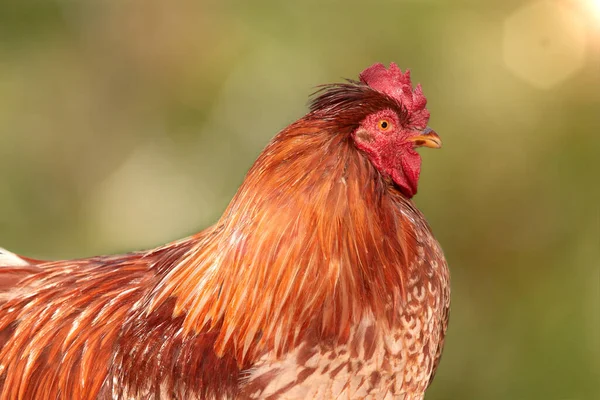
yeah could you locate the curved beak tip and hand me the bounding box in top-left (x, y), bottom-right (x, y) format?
top-left (409, 127), bottom-right (442, 149)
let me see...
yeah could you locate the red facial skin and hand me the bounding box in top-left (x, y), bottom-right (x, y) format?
top-left (352, 109), bottom-right (422, 198)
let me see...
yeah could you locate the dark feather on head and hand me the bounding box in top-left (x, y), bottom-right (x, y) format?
top-left (308, 63), bottom-right (430, 130)
top-left (308, 82), bottom-right (409, 130)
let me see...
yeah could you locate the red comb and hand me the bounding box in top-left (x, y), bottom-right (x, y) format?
top-left (359, 63), bottom-right (430, 128)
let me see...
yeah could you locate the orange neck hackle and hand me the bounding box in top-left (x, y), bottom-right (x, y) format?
top-left (150, 121), bottom-right (419, 365)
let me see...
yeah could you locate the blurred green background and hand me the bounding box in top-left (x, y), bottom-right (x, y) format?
top-left (0, 0), bottom-right (598, 398)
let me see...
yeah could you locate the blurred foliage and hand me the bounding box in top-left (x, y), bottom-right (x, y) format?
top-left (0, 0), bottom-right (598, 399)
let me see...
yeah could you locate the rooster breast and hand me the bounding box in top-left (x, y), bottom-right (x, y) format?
top-left (240, 218), bottom-right (450, 400)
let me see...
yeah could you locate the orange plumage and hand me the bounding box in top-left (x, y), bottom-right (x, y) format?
top-left (0, 63), bottom-right (450, 399)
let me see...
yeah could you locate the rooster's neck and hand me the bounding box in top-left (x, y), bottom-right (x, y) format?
top-left (151, 122), bottom-right (423, 363)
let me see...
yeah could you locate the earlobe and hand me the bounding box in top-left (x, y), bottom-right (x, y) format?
top-left (354, 128), bottom-right (374, 144)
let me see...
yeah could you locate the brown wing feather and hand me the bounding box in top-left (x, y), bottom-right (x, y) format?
top-left (105, 297), bottom-right (242, 399)
top-left (0, 255), bottom-right (151, 399)
top-left (0, 238), bottom-right (241, 399)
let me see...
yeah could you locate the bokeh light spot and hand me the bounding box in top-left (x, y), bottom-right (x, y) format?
top-left (503, 0), bottom-right (587, 89)
top-left (588, 0), bottom-right (600, 21)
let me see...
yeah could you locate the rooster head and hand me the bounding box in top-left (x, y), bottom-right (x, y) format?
top-left (310, 62), bottom-right (441, 198)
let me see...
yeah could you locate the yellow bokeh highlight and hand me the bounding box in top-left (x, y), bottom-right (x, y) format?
top-left (503, 1), bottom-right (587, 89)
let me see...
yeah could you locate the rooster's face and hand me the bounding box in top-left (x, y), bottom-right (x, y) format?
top-left (307, 62), bottom-right (441, 198)
top-left (352, 108), bottom-right (441, 198)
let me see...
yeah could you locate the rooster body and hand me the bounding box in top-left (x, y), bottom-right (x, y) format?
top-left (0, 63), bottom-right (450, 399)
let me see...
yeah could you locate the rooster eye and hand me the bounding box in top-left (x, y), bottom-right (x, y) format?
top-left (378, 120), bottom-right (391, 131)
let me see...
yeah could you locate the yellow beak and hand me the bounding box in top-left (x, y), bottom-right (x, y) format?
top-left (407, 127), bottom-right (442, 149)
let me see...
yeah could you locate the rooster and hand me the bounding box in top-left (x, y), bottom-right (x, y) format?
top-left (0, 63), bottom-right (450, 400)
